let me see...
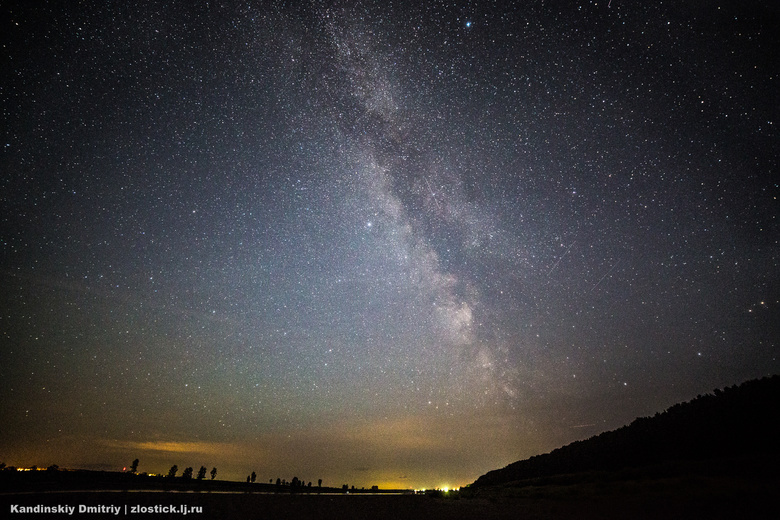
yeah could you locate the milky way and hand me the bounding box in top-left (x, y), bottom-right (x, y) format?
top-left (1, 1), bottom-right (777, 488)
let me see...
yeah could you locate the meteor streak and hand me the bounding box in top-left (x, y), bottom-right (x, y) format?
top-left (590, 259), bottom-right (621, 293)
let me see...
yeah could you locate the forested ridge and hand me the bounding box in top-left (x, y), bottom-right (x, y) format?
top-left (472, 375), bottom-right (780, 487)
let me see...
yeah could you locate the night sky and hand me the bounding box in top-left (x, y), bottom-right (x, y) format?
top-left (1, 0), bottom-right (777, 490)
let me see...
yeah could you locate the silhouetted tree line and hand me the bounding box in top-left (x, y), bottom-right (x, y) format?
top-left (165, 464), bottom-right (216, 481)
top-left (0, 461), bottom-right (335, 495)
top-left (473, 375), bottom-right (780, 487)
top-left (269, 475), bottom-right (318, 491)
top-left (3, 455), bottom-right (328, 492)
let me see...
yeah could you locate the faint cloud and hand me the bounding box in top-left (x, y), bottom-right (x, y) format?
top-left (101, 439), bottom-right (239, 456)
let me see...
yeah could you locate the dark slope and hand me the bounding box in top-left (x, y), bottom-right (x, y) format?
top-left (472, 375), bottom-right (780, 487)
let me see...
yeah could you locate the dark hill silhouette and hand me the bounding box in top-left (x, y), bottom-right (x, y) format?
top-left (472, 375), bottom-right (780, 487)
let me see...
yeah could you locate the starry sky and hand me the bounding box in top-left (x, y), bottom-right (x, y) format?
top-left (1, 0), bottom-right (777, 489)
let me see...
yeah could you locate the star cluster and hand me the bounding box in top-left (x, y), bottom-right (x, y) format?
top-left (1, 0), bottom-right (777, 488)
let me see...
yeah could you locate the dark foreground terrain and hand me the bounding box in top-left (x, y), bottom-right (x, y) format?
top-left (2, 471), bottom-right (777, 520)
top-left (4, 377), bottom-right (777, 518)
